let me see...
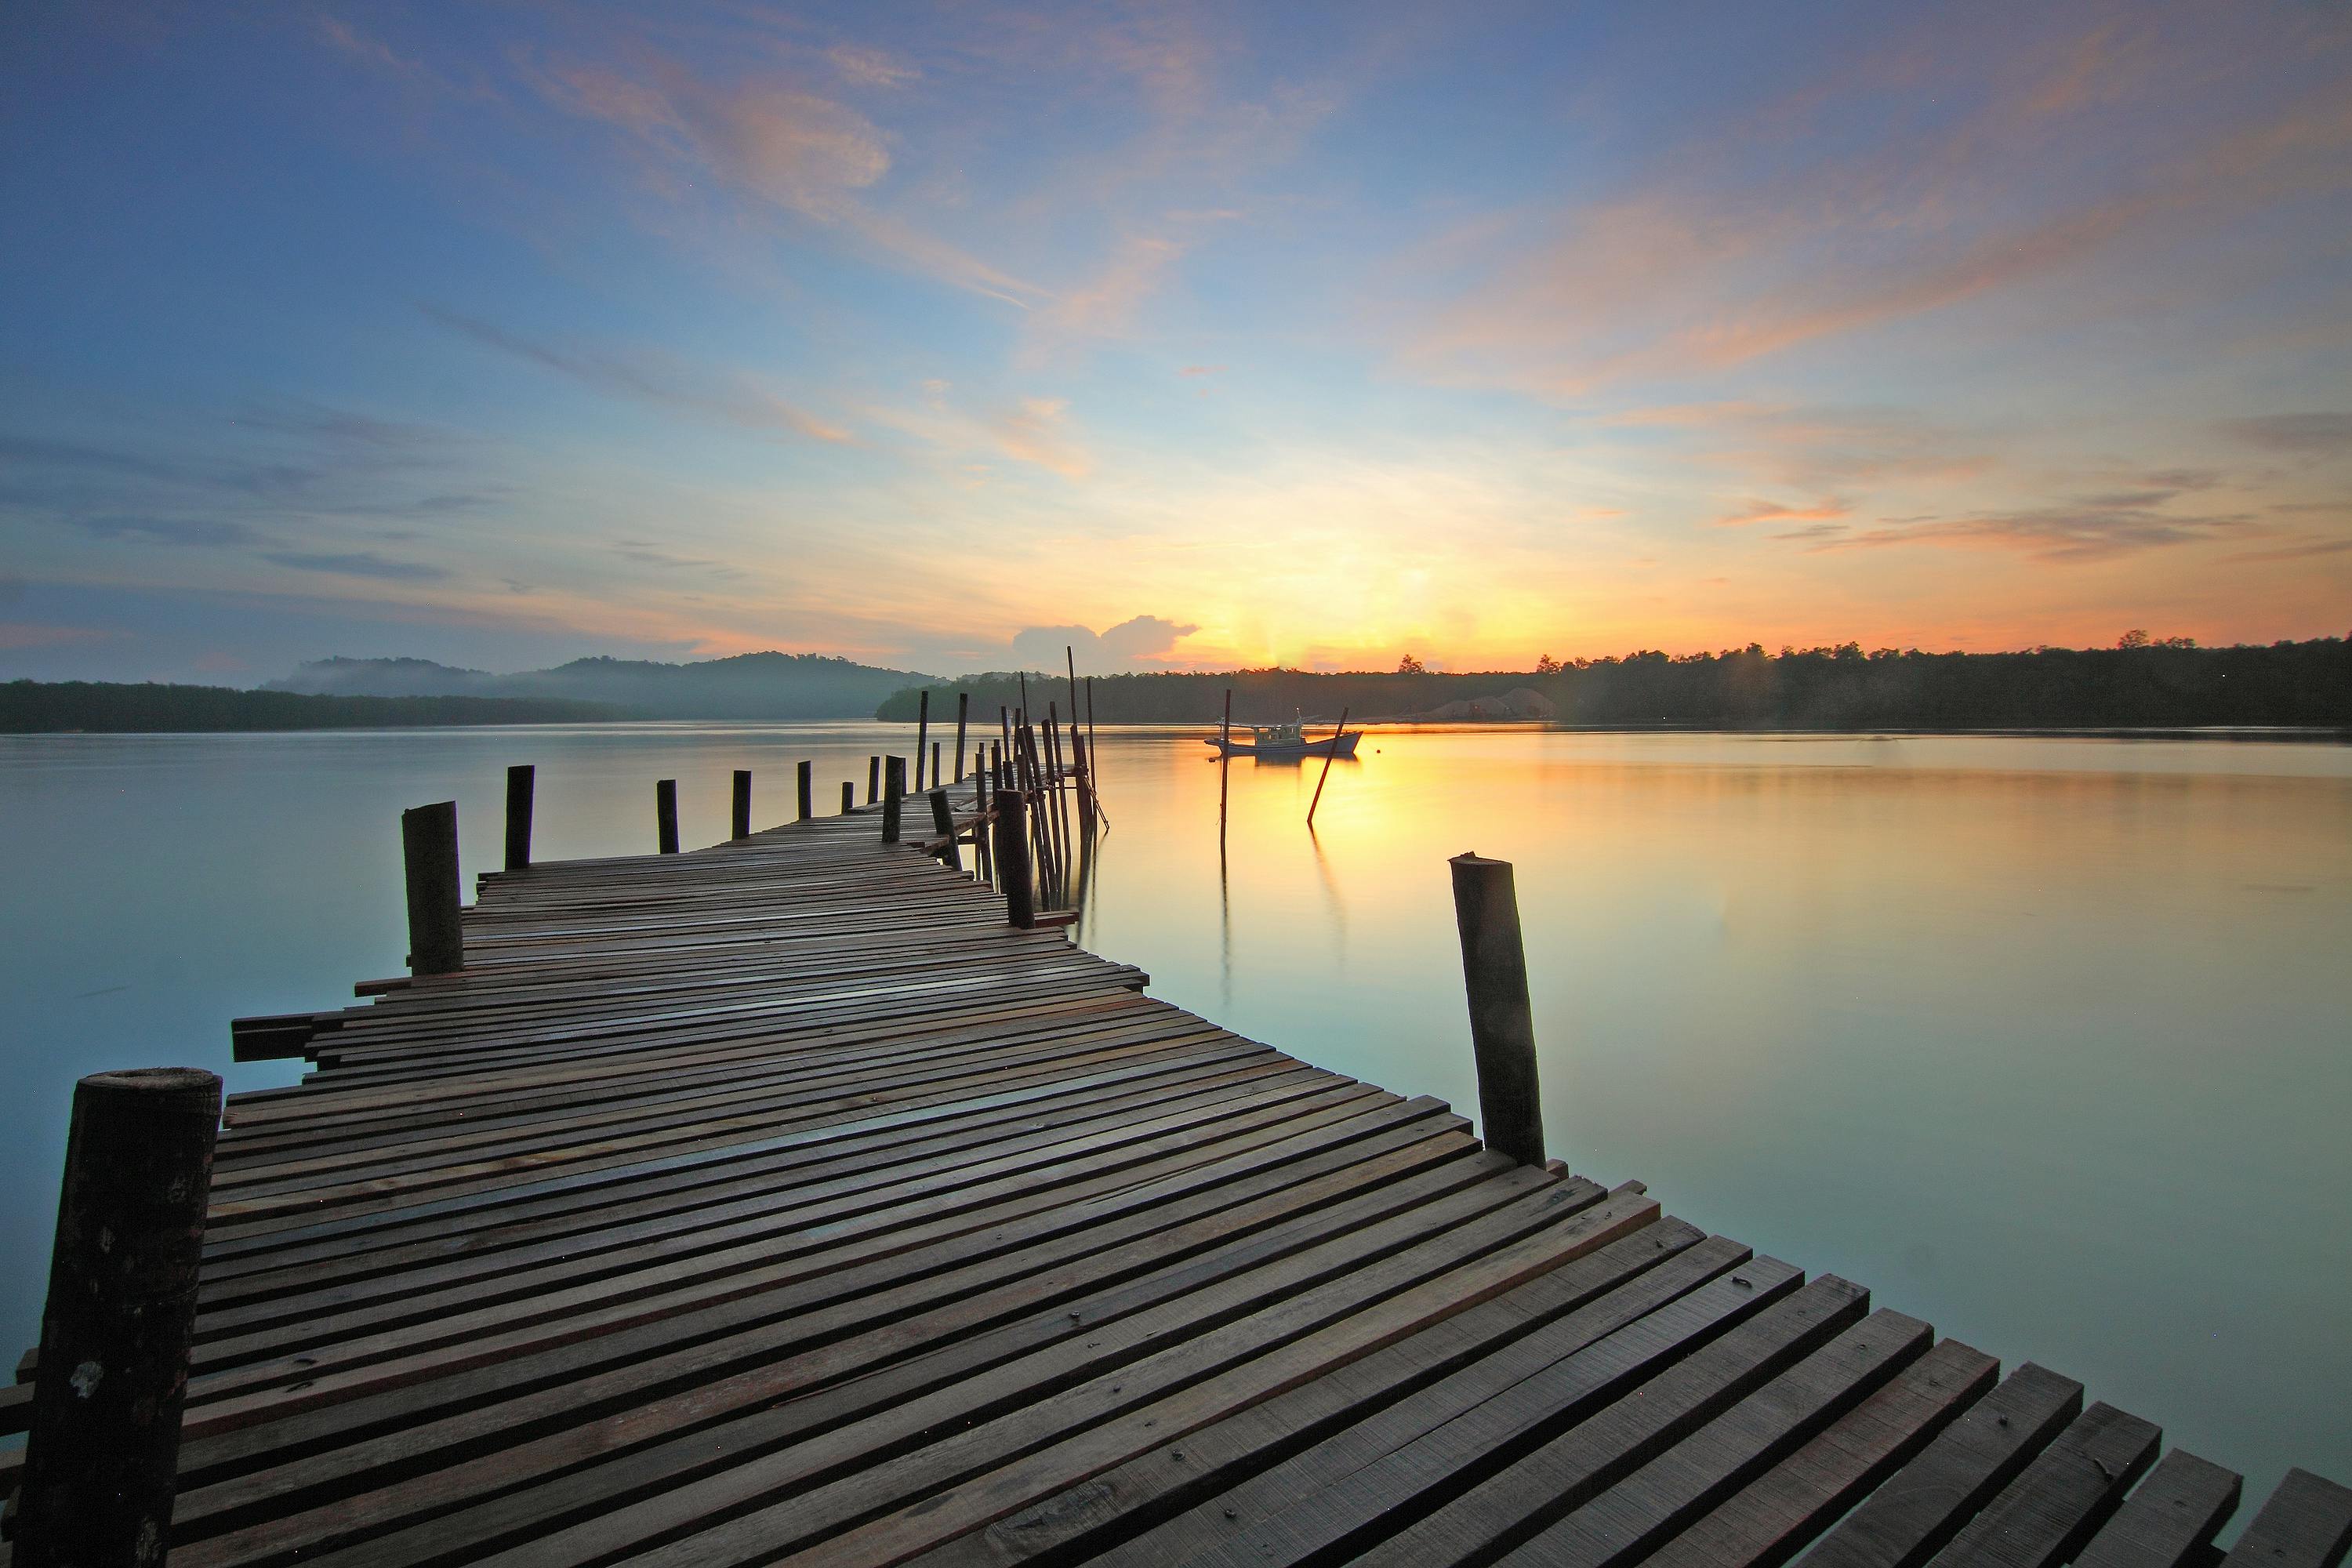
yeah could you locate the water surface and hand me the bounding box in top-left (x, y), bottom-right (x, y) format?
top-left (1, 722), bottom-right (2345, 1515)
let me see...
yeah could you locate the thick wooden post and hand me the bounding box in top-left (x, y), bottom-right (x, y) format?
top-left (503, 764), bottom-right (534, 872)
top-left (881, 756), bottom-right (905, 844)
top-left (797, 760), bottom-right (813, 822)
top-left (1449, 853), bottom-right (1546, 1167)
top-left (931, 741), bottom-right (942, 790)
top-left (867, 755), bottom-right (880, 804)
top-left (954, 691), bottom-right (970, 782)
top-left (928, 789), bottom-right (961, 871)
top-left (401, 800), bottom-right (463, 975)
top-left (840, 781), bottom-right (855, 814)
top-left (731, 769), bottom-right (752, 840)
top-left (655, 779), bottom-right (679, 855)
top-left (916, 691), bottom-right (931, 792)
top-left (993, 785), bottom-right (1035, 928)
top-left (13, 1067), bottom-right (222, 1568)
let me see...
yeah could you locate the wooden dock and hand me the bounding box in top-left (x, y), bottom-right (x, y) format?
top-left (5, 782), bottom-right (2348, 1567)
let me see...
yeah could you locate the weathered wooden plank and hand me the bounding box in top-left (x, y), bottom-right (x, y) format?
top-left (2074, 1449), bottom-right (2243, 1568)
top-left (1800, 1361), bottom-right (2085, 1568)
top-left (1921, 1400), bottom-right (2161, 1566)
top-left (2219, 1469), bottom-right (2352, 1568)
top-left (1499, 1312), bottom-right (1941, 1566)
top-left (1642, 1338), bottom-right (1999, 1568)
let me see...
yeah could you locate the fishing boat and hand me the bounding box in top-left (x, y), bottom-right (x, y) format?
top-left (1205, 717), bottom-right (1361, 760)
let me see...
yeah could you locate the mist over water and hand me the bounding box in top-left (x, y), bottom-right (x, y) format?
top-left (2, 722), bottom-right (2346, 1511)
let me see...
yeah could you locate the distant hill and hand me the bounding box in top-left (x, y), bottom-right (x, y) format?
top-left (2, 680), bottom-right (618, 733)
top-left (269, 651), bottom-right (938, 719)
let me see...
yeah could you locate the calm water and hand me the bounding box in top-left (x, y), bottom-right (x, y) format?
top-left (2, 722), bottom-right (2347, 1515)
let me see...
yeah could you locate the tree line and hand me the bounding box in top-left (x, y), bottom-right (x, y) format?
top-left (2, 681), bottom-right (619, 733)
top-left (876, 637), bottom-right (2351, 730)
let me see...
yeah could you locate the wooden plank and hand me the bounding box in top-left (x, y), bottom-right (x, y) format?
top-left (2074, 1449), bottom-right (2243, 1568)
top-left (916, 1221), bottom-right (1735, 1568)
top-left (1801, 1362), bottom-right (2085, 1568)
top-left (1494, 1309), bottom-right (1934, 1566)
top-left (2219, 1469), bottom-right (2352, 1568)
top-left (1642, 1338), bottom-right (1999, 1568)
top-left (1338, 1273), bottom-right (1871, 1568)
top-left (1920, 1400), bottom-right (2161, 1566)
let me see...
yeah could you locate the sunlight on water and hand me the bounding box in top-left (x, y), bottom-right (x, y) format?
top-left (2, 721), bottom-right (2347, 1508)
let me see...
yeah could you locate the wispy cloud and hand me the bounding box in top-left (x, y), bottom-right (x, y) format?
top-left (424, 306), bottom-right (853, 444)
top-left (2217, 412), bottom-right (2352, 455)
top-left (1810, 506), bottom-right (2260, 562)
top-left (1718, 497), bottom-right (1850, 528)
top-left (260, 550), bottom-right (451, 582)
top-left (71, 516), bottom-right (261, 548)
top-left (990, 397), bottom-right (1090, 479)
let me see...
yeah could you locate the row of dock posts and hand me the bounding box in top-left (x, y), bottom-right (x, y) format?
top-left (9, 701), bottom-right (1549, 1566)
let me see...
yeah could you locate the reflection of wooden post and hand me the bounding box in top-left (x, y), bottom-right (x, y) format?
top-left (504, 764), bottom-right (534, 871)
top-left (403, 800), bottom-right (463, 975)
top-left (1449, 853), bottom-right (1546, 1167)
top-left (929, 789), bottom-right (961, 871)
top-left (993, 786), bottom-right (1035, 927)
top-left (731, 769), bottom-right (752, 840)
top-left (916, 690), bottom-right (931, 792)
top-left (881, 756), bottom-right (905, 844)
top-left (1307, 707), bottom-right (1352, 829)
top-left (655, 780), bottom-right (679, 855)
top-left (797, 760), bottom-right (813, 822)
top-left (15, 1067), bottom-right (222, 1568)
top-left (954, 691), bottom-right (970, 782)
top-left (1218, 688), bottom-right (1233, 847)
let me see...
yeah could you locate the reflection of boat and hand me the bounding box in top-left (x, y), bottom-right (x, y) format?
top-left (1206, 718), bottom-right (1361, 760)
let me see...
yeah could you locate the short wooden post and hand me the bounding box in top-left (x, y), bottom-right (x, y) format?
top-left (13, 1067), bottom-right (222, 1568)
top-left (1449, 853), bottom-right (1545, 1167)
top-left (881, 755), bottom-right (905, 844)
top-left (993, 785), bottom-right (1035, 927)
top-left (916, 690), bottom-right (931, 792)
top-left (503, 764), bottom-right (534, 872)
top-left (928, 789), bottom-right (961, 871)
top-left (401, 800), bottom-right (463, 975)
top-left (867, 755), bottom-right (880, 804)
top-left (931, 741), bottom-right (942, 789)
top-left (954, 691), bottom-right (970, 782)
top-left (972, 764), bottom-right (993, 879)
top-left (655, 779), bottom-right (679, 855)
top-left (797, 760), bottom-right (813, 822)
top-left (731, 769), bottom-right (752, 840)
top-left (840, 781), bottom-right (855, 814)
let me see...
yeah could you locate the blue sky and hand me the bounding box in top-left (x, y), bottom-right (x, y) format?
top-left (2, 1), bottom-right (2347, 681)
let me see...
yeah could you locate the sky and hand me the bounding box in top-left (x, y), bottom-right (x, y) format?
top-left (2, 1), bottom-right (2347, 682)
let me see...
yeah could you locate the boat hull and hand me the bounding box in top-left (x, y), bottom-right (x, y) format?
top-left (1205, 733), bottom-right (1362, 759)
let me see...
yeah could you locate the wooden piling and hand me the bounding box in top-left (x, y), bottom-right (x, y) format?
top-left (655, 780), bottom-right (679, 855)
top-left (840, 780), bottom-right (855, 815)
top-left (916, 690), bottom-right (931, 792)
top-left (503, 764), bottom-right (534, 872)
top-left (13, 1067), bottom-right (222, 1568)
top-left (881, 756), bottom-right (905, 844)
top-left (1072, 724), bottom-right (1097, 837)
top-left (1447, 852), bottom-right (1546, 1167)
top-left (731, 769), bottom-right (752, 840)
top-left (1218, 687), bottom-right (1233, 846)
top-left (1307, 706), bottom-right (1352, 829)
top-left (797, 760), bottom-right (813, 822)
top-left (401, 800), bottom-right (463, 975)
top-left (954, 691), bottom-right (970, 782)
top-left (867, 755), bottom-right (880, 804)
top-left (927, 789), bottom-right (961, 872)
top-left (972, 764), bottom-right (993, 879)
top-left (931, 741), bottom-right (942, 790)
top-left (993, 784), bottom-right (1036, 928)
